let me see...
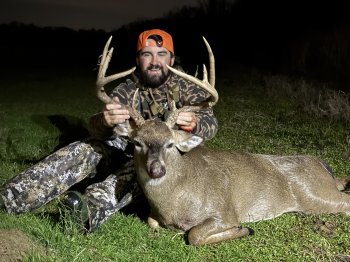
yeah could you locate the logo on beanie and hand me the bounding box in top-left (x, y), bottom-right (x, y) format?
top-left (137, 29), bottom-right (174, 54)
top-left (145, 39), bottom-right (163, 47)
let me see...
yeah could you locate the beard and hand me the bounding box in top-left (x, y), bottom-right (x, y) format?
top-left (139, 65), bottom-right (171, 88)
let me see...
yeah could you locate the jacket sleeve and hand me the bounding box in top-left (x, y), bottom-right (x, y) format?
top-left (192, 106), bottom-right (218, 140)
top-left (88, 112), bottom-right (114, 141)
top-left (177, 77), bottom-right (218, 140)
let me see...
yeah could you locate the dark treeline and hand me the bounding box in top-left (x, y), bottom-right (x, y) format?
top-left (1, 0), bottom-right (350, 84)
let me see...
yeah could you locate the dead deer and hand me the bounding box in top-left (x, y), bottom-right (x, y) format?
top-left (95, 36), bottom-right (350, 246)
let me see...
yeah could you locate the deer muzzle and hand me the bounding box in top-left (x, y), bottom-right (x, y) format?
top-left (149, 160), bottom-right (166, 179)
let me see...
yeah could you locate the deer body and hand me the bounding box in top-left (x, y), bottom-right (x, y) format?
top-left (133, 120), bottom-right (350, 245)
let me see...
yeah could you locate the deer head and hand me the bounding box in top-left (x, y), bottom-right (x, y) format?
top-left (128, 102), bottom-right (205, 179)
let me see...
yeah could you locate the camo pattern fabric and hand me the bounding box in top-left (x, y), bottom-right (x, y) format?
top-left (85, 160), bottom-right (141, 231)
top-left (0, 139), bottom-right (111, 214)
top-left (89, 72), bottom-right (218, 141)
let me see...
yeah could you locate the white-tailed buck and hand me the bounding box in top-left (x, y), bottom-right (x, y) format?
top-left (96, 36), bottom-right (350, 245)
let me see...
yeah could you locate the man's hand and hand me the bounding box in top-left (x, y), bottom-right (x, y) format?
top-left (102, 97), bottom-right (130, 127)
top-left (177, 111), bottom-right (197, 132)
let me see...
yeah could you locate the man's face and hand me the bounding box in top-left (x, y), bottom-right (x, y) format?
top-left (136, 45), bottom-right (175, 88)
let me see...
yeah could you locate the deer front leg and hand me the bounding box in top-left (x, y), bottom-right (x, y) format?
top-left (188, 218), bottom-right (250, 245)
top-left (147, 212), bottom-right (160, 229)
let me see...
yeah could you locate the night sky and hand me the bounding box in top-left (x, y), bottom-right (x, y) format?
top-left (0, 0), bottom-right (222, 31)
top-left (1, 0), bottom-right (349, 84)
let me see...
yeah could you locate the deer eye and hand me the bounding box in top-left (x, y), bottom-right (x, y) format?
top-left (165, 142), bottom-right (174, 149)
top-left (133, 140), bottom-right (143, 149)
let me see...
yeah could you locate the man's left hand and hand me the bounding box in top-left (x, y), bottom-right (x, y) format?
top-left (177, 112), bottom-right (197, 132)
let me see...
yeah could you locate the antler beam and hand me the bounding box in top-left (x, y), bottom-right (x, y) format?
top-left (96, 36), bottom-right (136, 104)
top-left (166, 37), bottom-right (218, 107)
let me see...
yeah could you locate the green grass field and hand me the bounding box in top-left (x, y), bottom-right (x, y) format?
top-left (0, 68), bottom-right (349, 261)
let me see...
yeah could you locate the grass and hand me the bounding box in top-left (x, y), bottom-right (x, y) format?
top-left (264, 75), bottom-right (350, 123)
top-left (0, 67), bottom-right (350, 261)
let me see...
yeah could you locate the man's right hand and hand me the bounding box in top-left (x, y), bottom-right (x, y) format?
top-left (102, 97), bottom-right (130, 127)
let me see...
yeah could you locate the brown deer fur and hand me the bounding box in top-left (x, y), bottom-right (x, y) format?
top-left (131, 119), bottom-right (350, 245)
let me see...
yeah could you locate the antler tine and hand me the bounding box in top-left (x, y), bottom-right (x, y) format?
top-left (124, 105), bottom-right (145, 127)
top-left (202, 36), bottom-right (215, 88)
top-left (96, 36), bottom-right (136, 104)
top-left (166, 37), bottom-right (218, 107)
top-left (165, 101), bottom-right (202, 129)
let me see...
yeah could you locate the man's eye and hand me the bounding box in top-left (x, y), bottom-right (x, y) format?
top-left (141, 52), bottom-right (151, 57)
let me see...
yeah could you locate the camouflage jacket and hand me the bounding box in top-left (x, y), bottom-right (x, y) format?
top-left (89, 72), bottom-right (218, 146)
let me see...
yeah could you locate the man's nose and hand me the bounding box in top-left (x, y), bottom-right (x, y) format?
top-left (150, 55), bottom-right (159, 65)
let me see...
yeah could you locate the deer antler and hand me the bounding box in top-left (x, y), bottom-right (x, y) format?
top-left (166, 37), bottom-right (218, 107)
top-left (164, 101), bottom-right (202, 129)
top-left (96, 36), bottom-right (144, 133)
top-left (124, 105), bottom-right (145, 128)
top-left (96, 36), bottom-right (136, 104)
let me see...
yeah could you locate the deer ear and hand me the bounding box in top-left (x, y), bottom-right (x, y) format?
top-left (173, 130), bottom-right (203, 152)
top-left (113, 122), bottom-right (129, 137)
top-left (113, 120), bottom-right (138, 138)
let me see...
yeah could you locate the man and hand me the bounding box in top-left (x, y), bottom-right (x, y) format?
top-left (0, 29), bottom-right (218, 231)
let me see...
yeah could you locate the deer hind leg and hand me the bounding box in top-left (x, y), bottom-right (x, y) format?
top-left (299, 190), bottom-right (350, 215)
top-left (326, 192), bottom-right (350, 214)
top-left (187, 218), bottom-right (250, 246)
top-left (335, 176), bottom-right (350, 191)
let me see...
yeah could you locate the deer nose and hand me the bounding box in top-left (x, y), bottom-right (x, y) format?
top-left (149, 160), bottom-right (166, 179)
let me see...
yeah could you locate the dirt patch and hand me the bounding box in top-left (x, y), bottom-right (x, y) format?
top-left (0, 228), bottom-right (46, 261)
